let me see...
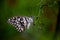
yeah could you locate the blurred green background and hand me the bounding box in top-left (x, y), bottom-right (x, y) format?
top-left (0, 0), bottom-right (60, 40)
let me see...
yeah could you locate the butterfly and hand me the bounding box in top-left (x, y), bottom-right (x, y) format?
top-left (8, 16), bottom-right (34, 32)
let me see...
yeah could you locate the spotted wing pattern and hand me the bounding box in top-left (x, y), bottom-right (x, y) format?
top-left (8, 16), bottom-right (33, 32)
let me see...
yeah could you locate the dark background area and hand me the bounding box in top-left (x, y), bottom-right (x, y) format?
top-left (0, 0), bottom-right (60, 40)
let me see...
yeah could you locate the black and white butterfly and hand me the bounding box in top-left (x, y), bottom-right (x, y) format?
top-left (8, 16), bottom-right (34, 32)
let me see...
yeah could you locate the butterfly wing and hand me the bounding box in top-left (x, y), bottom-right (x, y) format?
top-left (8, 16), bottom-right (33, 32)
